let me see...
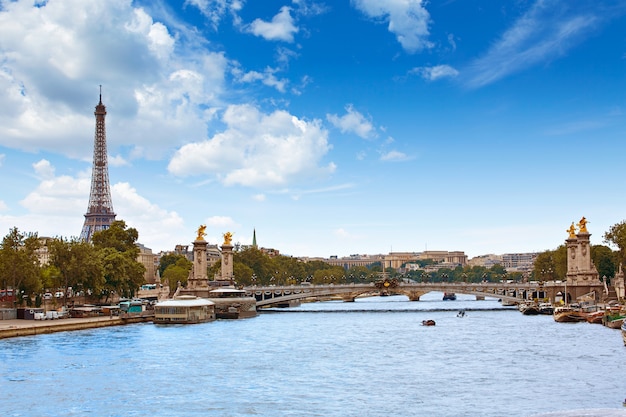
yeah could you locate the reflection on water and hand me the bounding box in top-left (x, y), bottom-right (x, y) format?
top-left (1, 293), bottom-right (625, 417)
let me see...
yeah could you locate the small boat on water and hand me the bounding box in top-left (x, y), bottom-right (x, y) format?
top-left (585, 310), bottom-right (605, 324)
top-left (422, 319), bottom-right (436, 326)
top-left (442, 293), bottom-right (456, 301)
top-left (553, 305), bottom-right (586, 323)
top-left (603, 306), bottom-right (626, 329)
top-left (538, 303), bottom-right (554, 315)
top-left (520, 303), bottom-right (540, 315)
top-left (606, 316), bottom-right (626, 329)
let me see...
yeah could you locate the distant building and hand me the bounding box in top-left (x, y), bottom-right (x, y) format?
top-left (35, 237), bottom-right (53, 266)
top-left (419, 251), bottom-right (467, 266)
top-left (174, 244), bottom-right (193, 261)
top-left (501, 252), bottom-right (538, 272)
top-left (325, 254), bottom-right (385, 269)
top-left (169, 243), bottom-right (221, 267)
top-left (136, 243), bottom-right (157, 284)
top-left (468, 254), bottom-right (503, 268)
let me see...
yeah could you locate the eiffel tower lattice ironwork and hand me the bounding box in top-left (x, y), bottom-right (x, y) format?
top-left (80, 88), bottom-right (116, 242)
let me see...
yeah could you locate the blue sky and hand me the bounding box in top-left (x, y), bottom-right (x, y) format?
top-left (1, 0), bottom-right (625, 259)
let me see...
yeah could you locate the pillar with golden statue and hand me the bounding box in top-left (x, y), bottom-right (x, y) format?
top-left (549, 216), bottom-right (603, 304)
top-left (187, 224), bottom-right (209, 289)
top-left (178, 227), bottom-right (257, 318)
top-left (221, 231), bottom-right (234, 284)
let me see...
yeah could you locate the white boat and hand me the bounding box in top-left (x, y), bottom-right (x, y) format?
top-left (621, 320), bottom-right (626, 347)
top-left (153, 296), bottom-right (215, 324)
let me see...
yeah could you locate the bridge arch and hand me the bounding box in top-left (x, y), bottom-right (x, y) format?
top-left (246, 282), bottom-right (539, 307)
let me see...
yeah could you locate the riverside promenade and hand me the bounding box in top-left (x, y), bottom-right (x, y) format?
top-left (0, 315), bottom-right (152, 339)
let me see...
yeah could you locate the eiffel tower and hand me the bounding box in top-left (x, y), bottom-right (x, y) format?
top-left (80, 88), bottom-right (116, 242)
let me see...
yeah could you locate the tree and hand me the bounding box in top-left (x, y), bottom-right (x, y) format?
top-left (533, 250), bottom-right (557, 281)
top-left (591, 245), bottom-right (616, 283)
top-left (48, 237), bottom-right (103, 303)
top-left (92, 221), bottom-right (145, 301)
top-left (162, 258), bottom-right (192, 295)
top-left (158, 253), bottom-right (189, 278)
top-left (233, 262), bottom-right (254, 285)
top-left (552, 245), bottom-right (567, 281)
top-left (604, 220), bottom-right (626, 267)
top-left (0, 227), bottom-right (41, 304)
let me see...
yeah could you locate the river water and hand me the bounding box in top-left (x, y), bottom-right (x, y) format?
top-left (1, 293), bottom-right (625, 417)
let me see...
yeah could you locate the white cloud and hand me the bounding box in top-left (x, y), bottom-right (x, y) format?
top-left (463, 1), bottom-right (601, 89)
top-left (253, 194), bottom-right (266, 202)
top-left (351, 0), bottom-right (433, 53)
top-left (112, 182), bottom-right (185, 250)
top-left (247, 6), bottom-right (299, 42)
top-left (380, 150), bottom-right (411, 162)
top-left (410, 65), bottom-right (459, 81)
top-left (2, 160), bottom-right (186, 251)
top-left (0, 0), bottom-right (228, 159)
top-left (185, 0), bottom-right (243, 29)
top-left (327, 105), bottom-right (376, 139)
top-left (168, 104), bottom-right (334, 188)
top-left (234, 67), bottom-right (289, 92)
top-left (32, 159), bottom-right (56, 179)
top-left (20, 169), bottom-right (90, 216)
top-left (108, 154), bottom-right (130, 167)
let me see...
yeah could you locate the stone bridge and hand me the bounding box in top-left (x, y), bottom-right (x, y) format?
top-left (245, 280), bottom-right (603, 307)
top-left (247, 281), bottom-right (528, 307)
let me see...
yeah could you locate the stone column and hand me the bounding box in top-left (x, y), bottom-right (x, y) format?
top-left (189, 239), bottom-right (208, 288)
top-left (574, 232), bottom-right (599, 283)
top-left (565, 236), bottom-right (578, 283)
top-left (221, 244), bottom-right (234, 284)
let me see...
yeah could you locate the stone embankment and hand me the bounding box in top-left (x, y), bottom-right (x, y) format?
top-left (0, 315), bottom-right (152, 339)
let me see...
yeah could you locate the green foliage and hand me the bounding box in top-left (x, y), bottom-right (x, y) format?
top-left (158, 253), bottom-right (189, 278)
top-left (233, 263), bottom-right (254, 285)
top-left (0, 227), bottom-right (41, 302)
top-left (162, 258), bottom-right (192, 294)
top-left (604, 220), bottom-right (626, 267)
top-left (552, 245), bottom-right (567, 281)
top-left (48, 237), bottom-right (104, 300)
top-left (591, 245), bottom-right (616, 282)
top-left (92, 220), bottom-right (145, 300)
top-left (533, 251), bottom-right (557, 281)
top-left (92, 220), bottom-right (140, 255)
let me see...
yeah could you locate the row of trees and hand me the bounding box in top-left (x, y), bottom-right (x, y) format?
top-left (0, 221), bottom-right (145, 306)
top-left (157, 246), bottom-right (517, 288)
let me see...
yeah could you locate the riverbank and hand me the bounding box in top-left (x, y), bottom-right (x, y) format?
top-left (0, 315), bottom-right (152, 339)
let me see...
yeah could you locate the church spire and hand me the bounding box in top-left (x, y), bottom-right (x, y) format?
top-left (252, 228), bottom-right (257, 248)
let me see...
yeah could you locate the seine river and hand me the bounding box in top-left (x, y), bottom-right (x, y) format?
top-left (1, 293), bottom-right (625, 417)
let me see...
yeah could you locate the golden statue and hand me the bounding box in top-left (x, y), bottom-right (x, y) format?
top-left (196, 225), bottom-right (207, 241)
top-left (577, 216), bottom-right (588, 233)
top-left (567, 222), bottom-right (576, 238)
top-left (223, 231), bottom-right (233, 246)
